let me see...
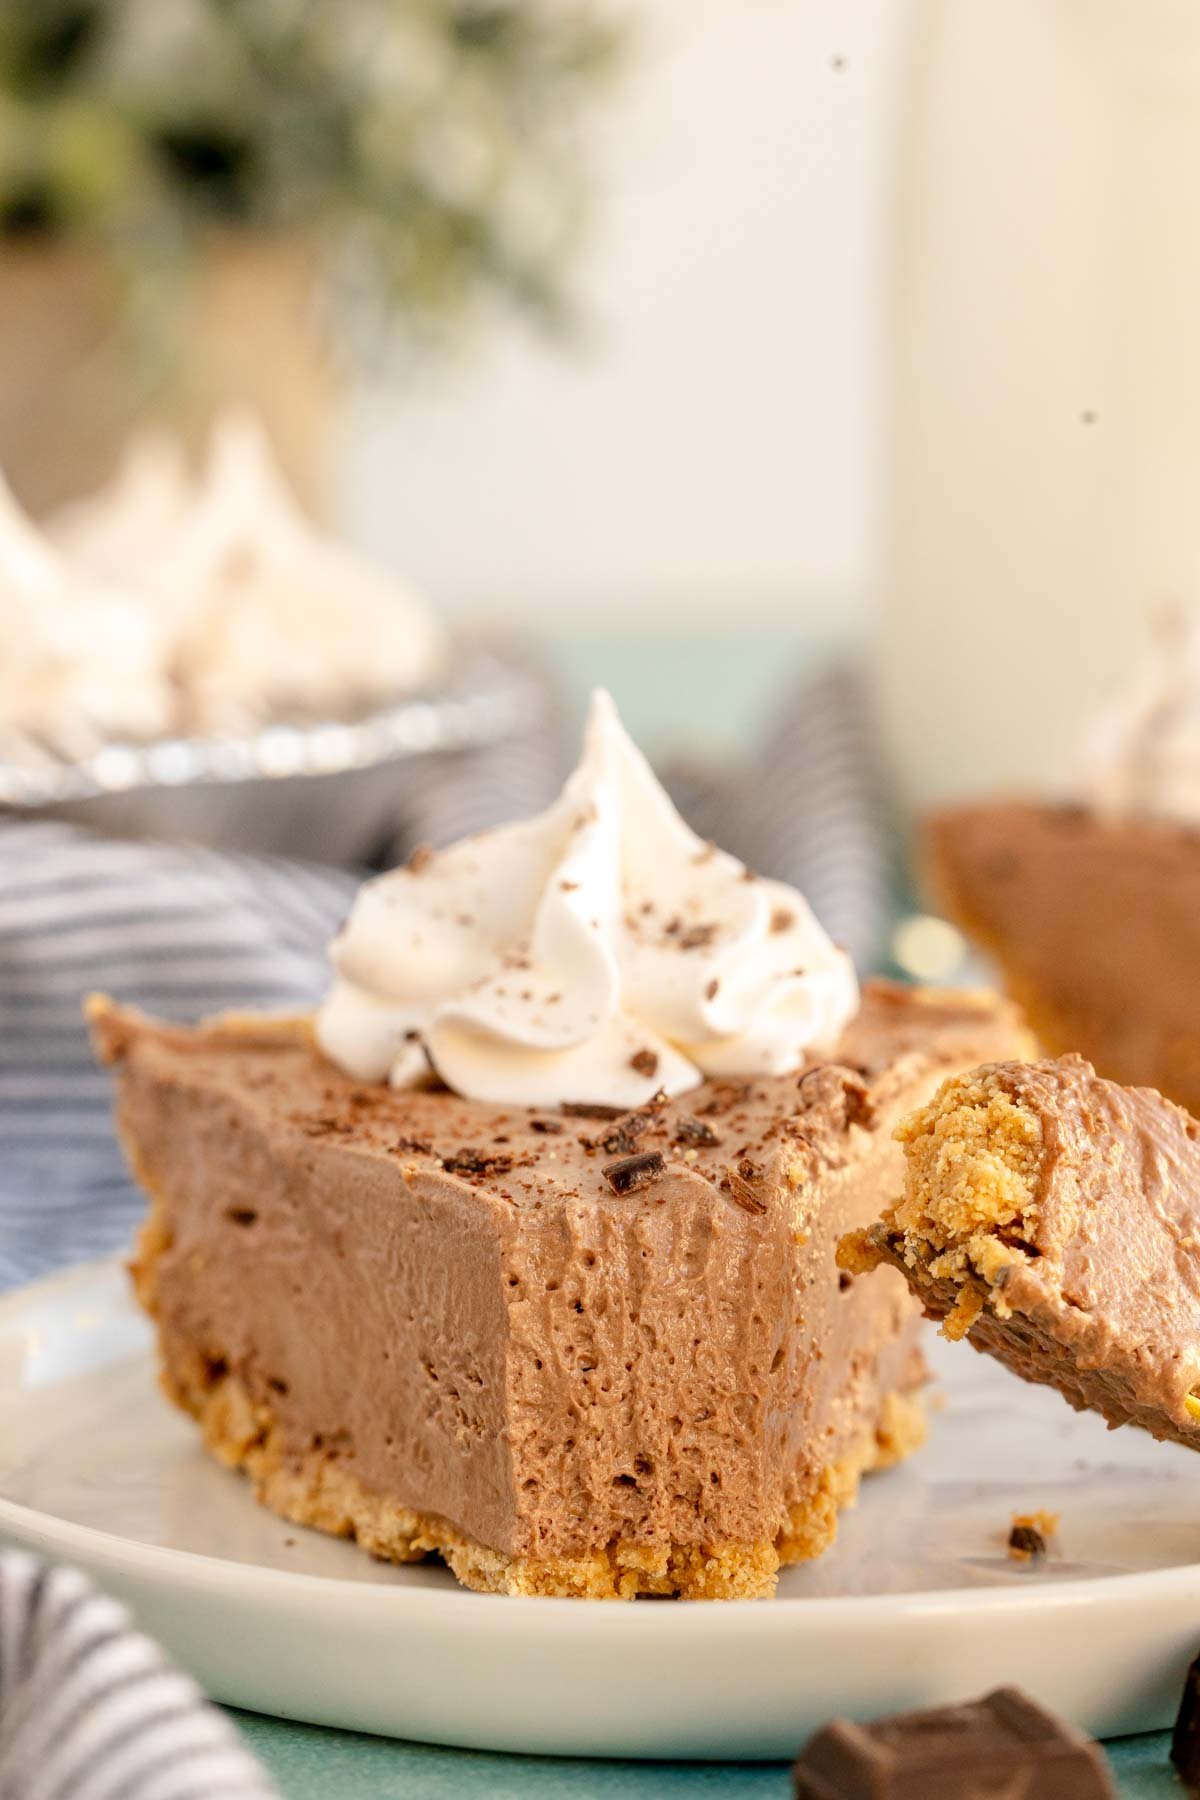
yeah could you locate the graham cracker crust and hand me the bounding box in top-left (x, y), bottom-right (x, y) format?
top-left (152, 1329), bottom-right (924, 1601)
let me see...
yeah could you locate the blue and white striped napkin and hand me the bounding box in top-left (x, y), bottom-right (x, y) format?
top-left (0, 1553), bottom-right (275, 1800)
top-left (0, 820), bottom-right (353, 1292)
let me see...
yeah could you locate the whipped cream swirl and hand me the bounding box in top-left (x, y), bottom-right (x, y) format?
top-left (317, 691), bottom-right (858, 1109)
top-left (1080, 610), bottom-right (1200, 824)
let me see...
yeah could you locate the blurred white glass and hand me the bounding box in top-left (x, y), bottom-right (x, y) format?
top-left (876, 0), bottom-right (1200, 805)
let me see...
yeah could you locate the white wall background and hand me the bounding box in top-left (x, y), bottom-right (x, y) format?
top-left (341, 0), bottom-right (905, 628)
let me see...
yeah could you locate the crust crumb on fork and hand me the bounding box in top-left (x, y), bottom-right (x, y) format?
top-left (824, 1054), bottom-right (1200, 1449)
top-left (838, 1065), bottom-right (1047, 1337)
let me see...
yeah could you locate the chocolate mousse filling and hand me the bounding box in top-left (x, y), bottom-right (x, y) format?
top-left (843, 1053), bottom-right (1200, 1449)
top-left (90, 981), bottom-right (1028, 1600)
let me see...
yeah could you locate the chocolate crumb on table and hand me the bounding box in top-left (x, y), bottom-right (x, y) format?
top-left (792, 1687), bottom-right (1115, 1799)
top-left (1007, 1508), bottom-right (1059, 1563)
top-left (1007, 1523), bottom-right (1046, 1563)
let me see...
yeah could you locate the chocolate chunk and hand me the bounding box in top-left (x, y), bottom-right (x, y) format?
top-left (1172, 1650), bottom-right (1200, 1793)
top-left (629, 1048), bottom-right (659, 1078)
top-left (561, 1101), bottom-right (626, 1121)
top-left (529, 1119), bottom-right (564, 1135)
top-left (792, 1687), bottom-right (1114, 1798)
top-left (602, 1150), bottom-right (665, 1195)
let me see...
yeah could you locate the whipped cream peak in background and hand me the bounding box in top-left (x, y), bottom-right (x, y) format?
top-left (317, 689), bottom-right (859, 1109)
top-left (162, 413), bottom-right (446, 730)
top-left (1079, 609), bottom-right (1200, 825)
top-left (0, 476), bottom-right (175, 742)
top-left (49, 431), bottom-right (196, 580)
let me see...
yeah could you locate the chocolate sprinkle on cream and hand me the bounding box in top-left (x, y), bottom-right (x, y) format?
top-left (407, 842), bottom-right (434, 873)
top-left (679, 923), bottom-right (717, 951)
top-left (603, 1150), bottom-right (665, 1195)
top-left (629, 1049), bottom-right (659, 1078)
top-left (770, 907), bottom-right (795, 934)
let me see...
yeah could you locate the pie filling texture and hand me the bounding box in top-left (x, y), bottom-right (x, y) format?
top-left (90, 980), bottom-right (1029, 1599)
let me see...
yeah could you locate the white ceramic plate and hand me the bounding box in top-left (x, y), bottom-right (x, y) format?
top-left (2, 1258), bottom-right (1199, 1761)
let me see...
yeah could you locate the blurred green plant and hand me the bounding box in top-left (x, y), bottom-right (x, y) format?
top-left (0, 0), bottom-right (624, 348)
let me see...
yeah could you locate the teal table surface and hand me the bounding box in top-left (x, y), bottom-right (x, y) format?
top-left (229, 1712), bottom-right (1180, 1797)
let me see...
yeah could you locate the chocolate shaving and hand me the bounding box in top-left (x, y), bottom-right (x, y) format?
top-left (391, 1135), bottom-right (433, 1156)
top-left (796, 1064), bottom-right (875, 1131)
top-left (529, 1119), bottom-right (564, 1135)
top-left (603, 1150), bottom-right (665, 1195)
top-left (561, 1101), bottom-right (627, 1120)
top-left (596, 1111), bottom-right (653, 1156)
top-left (696, 1080), bottom-right (754, 1117)
top-left (704, 978), bottom-right (719, 1001)
top-left (678, 923), bottom-right (717, 950)
top-left (726, 1156), bottom-right (768, 1214)
top-left (675, 1116), bottom-right (721, 1148)
top-left (443, 1148), bottom-right (513, 1178)
top-left (769, 907), bottom-right (795, 934)
top-left (407, 842), bottom-right (434, 873)
top-left (629, 1049), bottom-right (659, 1078)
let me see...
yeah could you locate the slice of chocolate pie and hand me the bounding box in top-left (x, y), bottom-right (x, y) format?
top-left (843, 1054), bottom-right (1200, 1449)
top-left (926, 801), bottom-right (1200, 1118)
top-left (91, 693), bottom-right (1030, 1598)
